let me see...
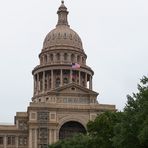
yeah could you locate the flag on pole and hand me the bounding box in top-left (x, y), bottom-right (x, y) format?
top-left (72, 63), bottom-right (80, 69)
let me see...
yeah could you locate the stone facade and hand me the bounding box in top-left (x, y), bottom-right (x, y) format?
top-left (0, 1), bottom-right (115, 148)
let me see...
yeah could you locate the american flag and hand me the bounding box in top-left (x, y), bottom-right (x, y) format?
top-left (72, 63), bottom-right (80, 69)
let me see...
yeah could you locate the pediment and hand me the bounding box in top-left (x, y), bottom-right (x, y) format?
top-left (48, 83), bottom-right (98, 96)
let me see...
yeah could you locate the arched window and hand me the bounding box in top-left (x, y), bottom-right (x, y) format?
top-left (69, 34), bottom-right (72, 40)
top-left (64, 33), bottom-right (67, 39)
top-left (82, 57), bottom-right (85, 64)
top-left (50, 54), bottom-right (53, 62)
top-left (56, 53), bottom-right (60, 61)
top-left (64, 53), bottom-right (68, 61)
top-left (59, 121), bottom-right (86, 140)
top-left (77, 55), bottom-right (80, 63)
top-left (46, 98), bottom-right (49, 102)
top-left (40, 56), bottom-right (43, 65)
top-left (58, 33), bottom-right (61, 39)
top-left (44, 55), bottom-right (48, 64)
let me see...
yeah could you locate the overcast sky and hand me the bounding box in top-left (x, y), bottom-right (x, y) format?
top-left (0, 0), bottom-right (148, 123)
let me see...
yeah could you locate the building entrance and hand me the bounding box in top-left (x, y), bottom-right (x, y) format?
top-left (59, 121), bottom-right (86, 139)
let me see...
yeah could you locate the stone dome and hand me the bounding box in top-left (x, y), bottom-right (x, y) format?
top-left (42, 1), bottom-right (83, 51)
top-left (43, 26), bottom-right (83, 50)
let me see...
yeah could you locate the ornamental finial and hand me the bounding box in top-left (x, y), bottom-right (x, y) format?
top-left (61, 0), bottom-right (64, 4)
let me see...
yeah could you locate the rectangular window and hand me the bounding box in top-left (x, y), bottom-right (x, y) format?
top-left (7, 136), bottom-right (15, 145)
top-left (12, 136), bottom-right (15, 145)
top-left (7, 137), bottom-right (11, 145)
top-left (0, 137), bottom-right (3, 145)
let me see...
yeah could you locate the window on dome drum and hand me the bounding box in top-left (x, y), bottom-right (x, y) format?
top-left (0, 137), bottom-right (3, 145)
top-left (77, 55), bottom-right (80, 63)
top-left (56, 53), bottom-right (60, 61)
top-left (50, 54), bottom-right (53, 61)
top-left (64, 33), bottom-right (67, 39)
top-left (46, 98), bottom-right (49, 102)
top-left (7, 136), bottom-right (15, 145)
top-left (82, 57), bottom-right (85, 64)
top-left (40, 56), bottom-right (43, 64)
top-left (58, 33), bottom-right (61, 39)
top-left (70, 34), bottom-right (72, 40)
top-left (44, 55), bottom-right (48, 64)
top-left (71, 54), bottom-right (75, 63)
top-left (56, 78), bottom-right (60, 87)
top-left (64, 53), bottom-right (68, 61)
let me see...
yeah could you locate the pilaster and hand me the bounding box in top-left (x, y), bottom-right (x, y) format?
top-left (60, 69), bottom-right (63, 86)
top-left (51, 70), bottom-right (54, 89)
top-left (43, 71), bottom-right (45, 92)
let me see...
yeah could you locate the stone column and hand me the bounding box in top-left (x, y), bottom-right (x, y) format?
top-left (37, 73), bottom-right (39, 93)
top-left (89, 75), bottom-right (93, 90)
top-left (80, 56), bottom-right (82, 65)
top-left (49, 129), bottom-right (52, 145)
top-left (70, 70), bottom-right (72, 83)
top-left (42, 55), bottom-right (45, 65)
top-left (29, 129), bottom-right (32, 148)
top-left (60, 53), bottom-right (64, 64)
top-left (51, 129), bottom-right (54, 144)
top-left (34, 129), bottom-right (37, 148)
top-left (43, 71), bottom-right (45, 92)
top-left (48, 54), bottom-right (51, 64)
top-left (53, 53), bottom-right (56, 63)
top-left (60, 69), bottom-right (63, 86)
top-left (33, 75), bottom-right (35, 94)
top-left (51, 70), bottom-right (54, 89)
top-left (16, 136), bottom-right (18, 148)
top-left (54, 129), bottom-right (57, 143)
top-left (47, 53), bottom-right (49, 64)
top-left (75, 54), bottom-right (77, 63)
top-left (4, 135), bottom-right (6, 148)
top-left (68, 53), bottom-right (71, 63)
top-left (79, 71), bottom-right (81, 85)
top-left (85, 73), bottom-right (87, 88)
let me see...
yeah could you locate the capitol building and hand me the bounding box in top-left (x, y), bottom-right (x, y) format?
top-left (0, 1), bottom-right (115, 148)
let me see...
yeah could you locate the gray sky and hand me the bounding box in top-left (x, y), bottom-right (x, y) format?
top-left (0, 0), bottom-right (148, 123)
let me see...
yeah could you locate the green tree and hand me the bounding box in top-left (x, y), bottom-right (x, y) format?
top-left (49, 134), bottom-right (91, 148)
top-left (113, 76), bottom-right (148, 148)
top-left (87, 111), bottom-right (121, 148)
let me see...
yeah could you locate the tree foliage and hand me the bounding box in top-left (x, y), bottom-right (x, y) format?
top-left (87, 111), bottom-right (122, 148)
top-left (49, 134), bottom-right (91, 148)
top-left (113, 76), bottom-right (148, 148)
top-left (49, 76), bottom-right (148, 148)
